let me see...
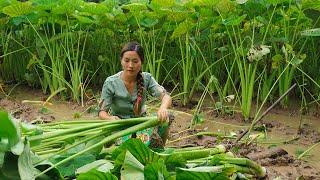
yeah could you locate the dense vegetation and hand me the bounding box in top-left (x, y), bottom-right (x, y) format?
top-left (0, 0), bottom-right (320, 120)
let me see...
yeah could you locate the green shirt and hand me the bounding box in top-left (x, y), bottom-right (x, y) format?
top-left (100, 71), bottom-right (166, 119)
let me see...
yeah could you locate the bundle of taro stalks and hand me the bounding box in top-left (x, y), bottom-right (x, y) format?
top-left (0, 111), bottom-right (266, 179)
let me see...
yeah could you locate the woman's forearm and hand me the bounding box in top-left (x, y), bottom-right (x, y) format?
top-left (160, 94), bottom-right (172, 109)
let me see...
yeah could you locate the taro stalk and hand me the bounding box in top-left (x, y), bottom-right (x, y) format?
top-left (62, 24), bottom-right (89, 105)
top-left (27, 21), bottom-right (67, 96)
top-left (35, 117), bottom-right (160, 178)
top-left (300, 28), bottom-right (320, 103)
top-left (137, 27), bottom-right (168, 83)
top-left (222, 13), bottom-right (271, 120)
top-left (275, 44), bottom-right (306, 108)
top-left (135, 13), bottom-right (168, 81)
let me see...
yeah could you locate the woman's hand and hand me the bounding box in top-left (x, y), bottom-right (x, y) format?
top-left (157, 107), bottom-right (169, 123)
top-left (99, 111), bottom-right (120, 120)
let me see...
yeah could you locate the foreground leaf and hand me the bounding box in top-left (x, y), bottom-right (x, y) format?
top-left (0, 111), bottom-right (20, 152)
top-left (76, 159), bottom-right (114, 174)
top-left (77, 169), bottom-right (117, 180)
top-left (121, 151), bottom-right (144, 180)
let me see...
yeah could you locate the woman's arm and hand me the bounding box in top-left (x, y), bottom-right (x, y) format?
top-left (157, 93), bottom-right (172, 122)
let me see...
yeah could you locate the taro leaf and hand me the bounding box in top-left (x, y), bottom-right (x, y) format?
top-left (171, 19), bottom-right (193, 39)
top-left (301, 28), bottom-right (320, 36)
top-left (112, 139), bottom-right (185, 173)
top-left (0, 111), bottom-right (20, 152)
top-left (176, 166), bottom-right (234, 180)
top-left (72, 14), bottom-right (94, 24)
top-left (77, 169), bottom-right (117, 180)
top-left (11, 140), bottom-right (24, 155)
top-left (151, 0), bottom-right (176, 8)
top-left (2, 1), bottom-right (33, 17)
top-left (0, 152), bottom-right (20, 180)
top-left (0, 0), bottom-right (11, 9)
top-left (18, 143), bottom-right (41, 180)
top-left (222, 14), bottom-right (247, 26)
top-left (140, 17), bottom-right (159, 28)
top-left (84, 136), bottom-right (105, 156)
top-left (291, 57), bottom-right (304, 67)
top-left (35, 161), bottom-right (64, 180)
top-left (112, 139), bottom-right (162, 165)
top-left (121, 3), bottom-right (148, 12)
top-left (144, 159), bottom-right (171, 180)
top-left (81, 2), bottom-right (112, 15)
top-left (190, 0), bottom-right (219, 7)
top-left (76, 159), bottom-right (114, 174)
top-left (50, 153), bottom-right (96, 177)
top-left (121, 151), bottom-right (144, 180)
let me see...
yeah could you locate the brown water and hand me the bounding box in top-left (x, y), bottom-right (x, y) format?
top-left (199, 112), bottom-right (320, 171)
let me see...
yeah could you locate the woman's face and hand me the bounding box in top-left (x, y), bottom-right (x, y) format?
top-left (121, 51), bottom-right (142, 76)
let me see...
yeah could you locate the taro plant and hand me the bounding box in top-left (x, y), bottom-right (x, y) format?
top-left (222, 14), bottom-right (271, 121)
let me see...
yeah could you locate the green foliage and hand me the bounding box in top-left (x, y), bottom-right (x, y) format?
top-left (50, 152), bottom-right (96, 177)
top-left (176, 166), bottom-right (233, 180)
top-left (2, 1), bottom-right (33, 17)
top-left (77, 169), bottom-right (117, 180)
top-left (0, 111), bottom-right (20, 152)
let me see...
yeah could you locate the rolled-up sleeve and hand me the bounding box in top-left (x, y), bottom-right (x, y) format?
top-left (146, 74), bottom-right (167, 98)
top-left (99, 79), bottom-right (114, 112)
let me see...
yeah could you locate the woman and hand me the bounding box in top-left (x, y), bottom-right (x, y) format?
top-left (99, 41), bottom-right (172, 148)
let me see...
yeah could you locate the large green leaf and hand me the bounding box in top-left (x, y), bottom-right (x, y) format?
top-left (144, 159), bottom-right (172, 180)
top-left (81, 2), bottom-right (112, 15)
top-left (0, 152), bottom-right (20, 180)
top-left (176, 166), bottom-right (234, 180)
top-left (0, 0), bottom-right (12, 9)
top-left (0, 111), bottom-right (20, 152)
top-left (121, 3), bottom-right (148, 12)
top-left (171, 19), bottom-right (194, 39)
top-left (222, 14), bottom-right (247, 26)
top-left (77, 169), bottom-right (117, 180)
top-left (190, 0), bottom-right (220, 7)
top-left (112, 139), bottom-right (162, 166)
top-left (112, 139), bottom-right (185, 174)
top-left (121, 151), bottom-right (144, 180)
top-left (18, 143), bottom-right (41, 180)
top-left (150, 0), bottom-right (176, 8)
top-left (50, 152), bottom-right (96, 177)
top-left (2, 1), bottom-right (33, 17)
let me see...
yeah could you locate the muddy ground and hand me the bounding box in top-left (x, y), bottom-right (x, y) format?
top-left (1, 86), bottom-right (320, 179)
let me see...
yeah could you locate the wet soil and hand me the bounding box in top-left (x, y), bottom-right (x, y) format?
top-left (1, 86), bottom-right (320, 179)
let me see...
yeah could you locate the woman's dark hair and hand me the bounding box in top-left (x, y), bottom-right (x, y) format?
top-left (120, 41), bottom-right (144, 116)
top-left (120, 41), bottom-right (144, 62)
